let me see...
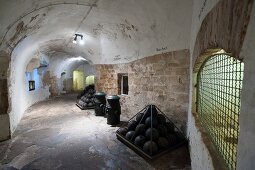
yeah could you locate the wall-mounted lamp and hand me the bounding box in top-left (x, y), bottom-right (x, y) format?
top-left (73, 33), bottom-right (84, 45)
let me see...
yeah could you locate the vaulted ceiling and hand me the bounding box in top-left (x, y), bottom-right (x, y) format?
top-left (0, 0), bottom-right (192, 64)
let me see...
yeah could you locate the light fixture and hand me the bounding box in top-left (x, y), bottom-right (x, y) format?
top-left (73, 33), bottom-right (84, 45)
top-left (73, 35), bottom-right (77, 44)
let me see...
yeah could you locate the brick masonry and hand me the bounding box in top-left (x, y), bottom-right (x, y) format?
top-left (193, 0), bottom-right (253, 64)
top-left (95, 49), bottom-right (190, 131)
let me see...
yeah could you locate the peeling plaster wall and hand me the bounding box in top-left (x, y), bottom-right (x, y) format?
top-left (188, 0), bottom-right (254, 169)
top-left (95, 50), bottom-right (190, 130)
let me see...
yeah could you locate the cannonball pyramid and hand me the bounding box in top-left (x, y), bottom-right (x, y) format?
top-left (76, 85), bottom-right (96, 110)
top-left (116, 105), bottom-right (187, 159)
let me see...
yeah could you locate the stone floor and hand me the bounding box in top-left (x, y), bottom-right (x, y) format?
top-left (0, 94), bottom-right (191, 170)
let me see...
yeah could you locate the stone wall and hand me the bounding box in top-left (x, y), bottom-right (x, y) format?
top-left (95, 49), bottom-right (190, 130)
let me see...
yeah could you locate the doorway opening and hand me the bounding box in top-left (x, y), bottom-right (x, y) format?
top-left (73, 70), bottom-right (85, 91)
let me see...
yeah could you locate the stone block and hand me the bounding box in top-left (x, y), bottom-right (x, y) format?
top-left (174, 68), bottom-right (188, 75)
top-left (176, 93), bottom-right (189, 103)
top-left (171, 84), bottom-right (187, 92)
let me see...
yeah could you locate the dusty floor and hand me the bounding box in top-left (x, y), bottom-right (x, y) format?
top-left (0, 94), bottom-right (191, 170)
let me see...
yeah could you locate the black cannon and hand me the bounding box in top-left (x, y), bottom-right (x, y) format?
top-left (105, 95), bottom-right (121, 125)
top-left (94, 92), bottom-right (106, 116)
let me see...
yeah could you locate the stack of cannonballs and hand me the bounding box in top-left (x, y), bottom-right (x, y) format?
top-left (116, 105), bottom-right (186, 158)
top-left (76, 85), bottom-right (96, 110)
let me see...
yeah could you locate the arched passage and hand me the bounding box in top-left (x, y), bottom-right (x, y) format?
top-left (0, 0), bottom-right (193, 137)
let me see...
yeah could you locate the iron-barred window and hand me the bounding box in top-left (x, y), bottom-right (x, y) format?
top-left (197, 53), bottom-right (244, 170)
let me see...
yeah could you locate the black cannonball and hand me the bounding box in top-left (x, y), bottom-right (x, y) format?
top-left (166, 133), bottom-right (178, 146)
top-left (143, 141), bottom-right (158, 155)
top-left (127, 120), bottom-right (138, 131)
top-left (91, 98), bottom-right (95, 102)
top-left (82, 102), bottom-right (87, 107)
top-left (165, 122), bottom-right (175, 133)
top-left (118, 127), bottom-right (128, 136)
top-left (145, 128), bottom-right (159, 141)
top-left (81, 96), bottom-right (86, 101)
top-left (87, 102), bottom-right (93, 107)
top-left (125, 131), bottom-right (135, 141)
top-left (89, 89), bottom-right (94, 94)
top-left (87, 94), bottom-right (92, 99)
top-left (144, 105), bottom-right (158, 118)
top-left (78, 100), bottom-right (83, 105)
top-left (85, 98), bottom-right (90, 103)
top-left (136, 112), bottom-right (145, 123)
top-left (157, 124), bottom-right (167, 137)
top-left (145, 116), bottom-right (158, 128)
top-left (157, 114), bottom-right (166, 124)
top-left (158, 137), bottom-right (169, 149)
top-left (135, 124), bottom-right (146, 135)
top-left (134, 135), bottom-right (146, 147)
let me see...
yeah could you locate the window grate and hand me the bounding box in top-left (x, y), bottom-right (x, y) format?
top-left (197, 53), bottom-right (244, 170)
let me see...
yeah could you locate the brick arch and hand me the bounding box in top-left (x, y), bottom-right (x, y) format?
top-left (193, 48), bottom-right (226, 74)
top-left (192, 0), bottom-right (253, 66)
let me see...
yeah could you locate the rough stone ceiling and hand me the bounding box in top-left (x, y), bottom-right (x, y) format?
top-left (0, 0), bottom-right (192, 64)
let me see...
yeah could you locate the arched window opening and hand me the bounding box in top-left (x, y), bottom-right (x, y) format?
top-left (197, 53), bottom-right (244, 170)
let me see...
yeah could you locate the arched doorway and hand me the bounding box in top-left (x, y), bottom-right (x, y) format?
top-left (73, 70), bottom-right (85, 91)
